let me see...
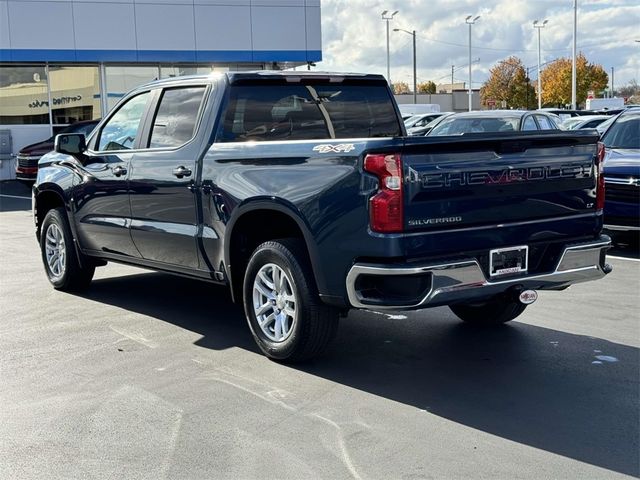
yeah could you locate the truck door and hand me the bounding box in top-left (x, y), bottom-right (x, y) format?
top-left (128, 85), bottom-right (208, 270)
top-left (73, 90), bottom-right (154, 257)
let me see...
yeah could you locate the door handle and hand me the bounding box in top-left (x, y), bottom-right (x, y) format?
top-left (112, 165), bottom-right (127, 177)
top-left (172, 166), bottom-right (192, 178)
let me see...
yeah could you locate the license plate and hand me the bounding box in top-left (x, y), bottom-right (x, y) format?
top-left (489, 245), bottom-right (528, 277)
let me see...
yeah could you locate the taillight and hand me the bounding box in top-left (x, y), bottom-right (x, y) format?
top-left (364, 153), bottom-right (403, 233)
top-left (596, 142), bottom-right (606, 211)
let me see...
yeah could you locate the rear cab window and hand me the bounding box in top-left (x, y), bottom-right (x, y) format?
top-left (218, 82), bottom-right (402, 142)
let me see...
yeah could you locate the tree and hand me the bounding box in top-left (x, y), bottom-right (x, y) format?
top-left (480, 56), bottom-right (535, 109)
top-left (618, 79), bottom-right (639, 99)
top-left (392, 82), bottom-right (410, 94)
top-left (540, 53), bottom-right (608, 107)
top-left (417, 81), bottom-right (437, 94)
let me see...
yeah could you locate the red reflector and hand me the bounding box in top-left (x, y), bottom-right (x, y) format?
top-left (596, 142), bottom-right (606, 211)
top-left (364, 153), bottom-right (403, 233)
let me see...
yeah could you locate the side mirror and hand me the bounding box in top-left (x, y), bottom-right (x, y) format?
top-left (55, 133), bottom-right (86, 156)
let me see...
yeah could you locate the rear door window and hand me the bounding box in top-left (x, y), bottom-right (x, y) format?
top-left (148, 87), bottom-right (206, 148)
top-left (522, 116), bottom-right (538, 131)
top-left (535, 114), bottom-right (555, 130)
top-left (219, 83), bottom-right (401, 142)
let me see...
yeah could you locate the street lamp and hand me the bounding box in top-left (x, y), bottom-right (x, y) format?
top-left (394, 28), bottom-right (417, 104)
top-left (465, 15), bottom-right (480, 111)
top-left (533, 19), bottom-right (548, 109)
top-left (571, 0), bottom-right (577, 109)
top-left (381, 10), bottom-right (399, 86)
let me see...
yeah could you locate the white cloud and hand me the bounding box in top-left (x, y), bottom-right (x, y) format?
top-left (316, 0), bottom-right (640, 90)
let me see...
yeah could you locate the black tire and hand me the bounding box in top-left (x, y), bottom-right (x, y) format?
top-left (40, 207), bottom-right (95, 291)
top-left (449, 294), bottom-right (527, 326)
top-left (243, 238), bottom-right (339, 362)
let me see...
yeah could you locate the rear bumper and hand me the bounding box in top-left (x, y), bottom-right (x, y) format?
top-left (346, 236), bottom-right (612, 310)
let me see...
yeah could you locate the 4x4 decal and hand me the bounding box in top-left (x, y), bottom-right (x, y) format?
top-left (312, 144), bottom-right (356, 154)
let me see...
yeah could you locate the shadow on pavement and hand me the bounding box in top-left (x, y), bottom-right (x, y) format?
top-left (83, 271), bottom-right (639, 477)
top-left (0, 180), bottom-right (32, 212)
top-left (607, 230), bottom-right (640, 260)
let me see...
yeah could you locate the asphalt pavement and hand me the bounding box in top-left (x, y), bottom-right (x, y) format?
top-left (1, 181), bottom-right (638, 479)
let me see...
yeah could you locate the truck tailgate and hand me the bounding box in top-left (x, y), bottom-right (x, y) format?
top-left (401, 131), bottom-right (600, 232)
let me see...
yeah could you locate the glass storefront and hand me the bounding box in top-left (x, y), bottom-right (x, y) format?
top-left (104, 66), bottom-right (160, 112)
top-left (0, 62), bottom-right (269, 127)
top-left (160, 65), bottom-right (214, 79)
top-left (48, 66), bottom-right (102, 124)
top-left (0, 66), bottom-right (50, 124)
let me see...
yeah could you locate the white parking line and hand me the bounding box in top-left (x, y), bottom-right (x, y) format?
top-left (607, 255), bottom-right (640, 262)
top-left (0, 194), bottom-right (31, 200)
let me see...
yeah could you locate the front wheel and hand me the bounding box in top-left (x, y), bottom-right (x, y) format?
top-left (243, 238), bottom-right (339, 362)
top-left (449, 294), bottom-right (527, 326)
top-left (40, 207), bottom-right (95, 291)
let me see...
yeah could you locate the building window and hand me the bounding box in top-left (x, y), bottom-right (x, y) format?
top-left (104, 66), bottom-right (160, 112)
top-left (48, 65), bottom-right (102, 125)
top-left (160, 65), bottom-right (214, 79)
top-left (0, 65), bottom-right (50, 124)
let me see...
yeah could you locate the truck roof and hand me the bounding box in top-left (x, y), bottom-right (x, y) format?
top-left (139, 71), bottom-right (386, 90)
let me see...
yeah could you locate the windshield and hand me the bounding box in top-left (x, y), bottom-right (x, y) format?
top-left (404, 115), bottom-right (423, 128)
top-left (601, 115), bottom-right (640, 150)
top-left (429, 115), bottom-right (521, 136)
top-left (562, 118), bottom-right (583, 130)
top-left (596, 115), bottom-right (617, 134)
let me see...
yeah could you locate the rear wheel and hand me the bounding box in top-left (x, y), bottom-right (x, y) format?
top-left (449, 294), bottom-right (527, 326)
top-left (40, 207), bottom-right (95, 291)
top-left (243, 238), bottom-right (339, 362)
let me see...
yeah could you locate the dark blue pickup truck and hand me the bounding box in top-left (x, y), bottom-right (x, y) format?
top-left (34, 71), bottom-right (611, 361)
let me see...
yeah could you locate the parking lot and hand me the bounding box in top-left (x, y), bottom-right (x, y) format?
top-left (1, 180), bottom-right (638, 480)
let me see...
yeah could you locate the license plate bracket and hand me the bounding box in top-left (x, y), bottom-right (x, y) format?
top-left (489, 245), bottom-right (528, 277)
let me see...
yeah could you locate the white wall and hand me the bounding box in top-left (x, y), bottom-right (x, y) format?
top-left (0, 125), bottom-right (52, 180)
top-left (0, 0), bottom-right (322, 63)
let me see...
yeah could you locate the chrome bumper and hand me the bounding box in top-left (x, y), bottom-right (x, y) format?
top-left (346, 237), bottom-right (612, 310)
top-left (604, 224), bottom-right (640, 232)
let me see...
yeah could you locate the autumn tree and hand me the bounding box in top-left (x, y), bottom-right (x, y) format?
top-left (618, 79), bottom-right (639, 98)
top-left (417, 81), bottom-right (437, 94)
top-left (480, 56), bottom-right (535, 109)
top-left (540, 53), bottom-right (608, 107)
top-left (392, 82), bottom-right (411, 94)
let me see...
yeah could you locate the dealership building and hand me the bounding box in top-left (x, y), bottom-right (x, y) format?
top-left (0, 0), bottom-right (322, 179)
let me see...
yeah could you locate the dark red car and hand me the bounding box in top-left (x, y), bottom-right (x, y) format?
top-left (16, 119), bottom-right (99, 181)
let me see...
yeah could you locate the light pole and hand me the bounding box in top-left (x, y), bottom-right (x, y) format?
top-left (394, 28), bottom-right (417, 104)
top-left (571, 0), bottom-right (577, 109)
top-left (611, 66), bottom-right (614, 97)
top-left (381, 10), bottom-right (398, 87)
top-left (533, 19), bottom-right (548, 109)
top-left (465, 15), bottom-right (480, 111)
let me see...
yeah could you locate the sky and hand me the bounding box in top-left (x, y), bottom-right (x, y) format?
top-left (315, 0), bottom-right (640, 92)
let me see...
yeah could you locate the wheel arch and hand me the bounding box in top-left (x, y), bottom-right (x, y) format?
top-left (33, 184), bottom-right (69, 240)
top-left (224, 200), bottom-right (326, 303)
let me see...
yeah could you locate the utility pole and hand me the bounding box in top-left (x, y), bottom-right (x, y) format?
top-left (571, 0), bottom-right (577, 109)
top-left (611, 66), bottom-right (615, 97)
top-left (412, 30), bottom-right (417, 104)
top-left (465, 15), bottom-right (480, 111)
top-left (526, 66), bottom-right (530, 110)
top-left (451, 65), bottom-right (454, 94)
top-left (381, 10), bottom-right (398, 87)
top-left (533, 20), bottom-right (548, 110)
